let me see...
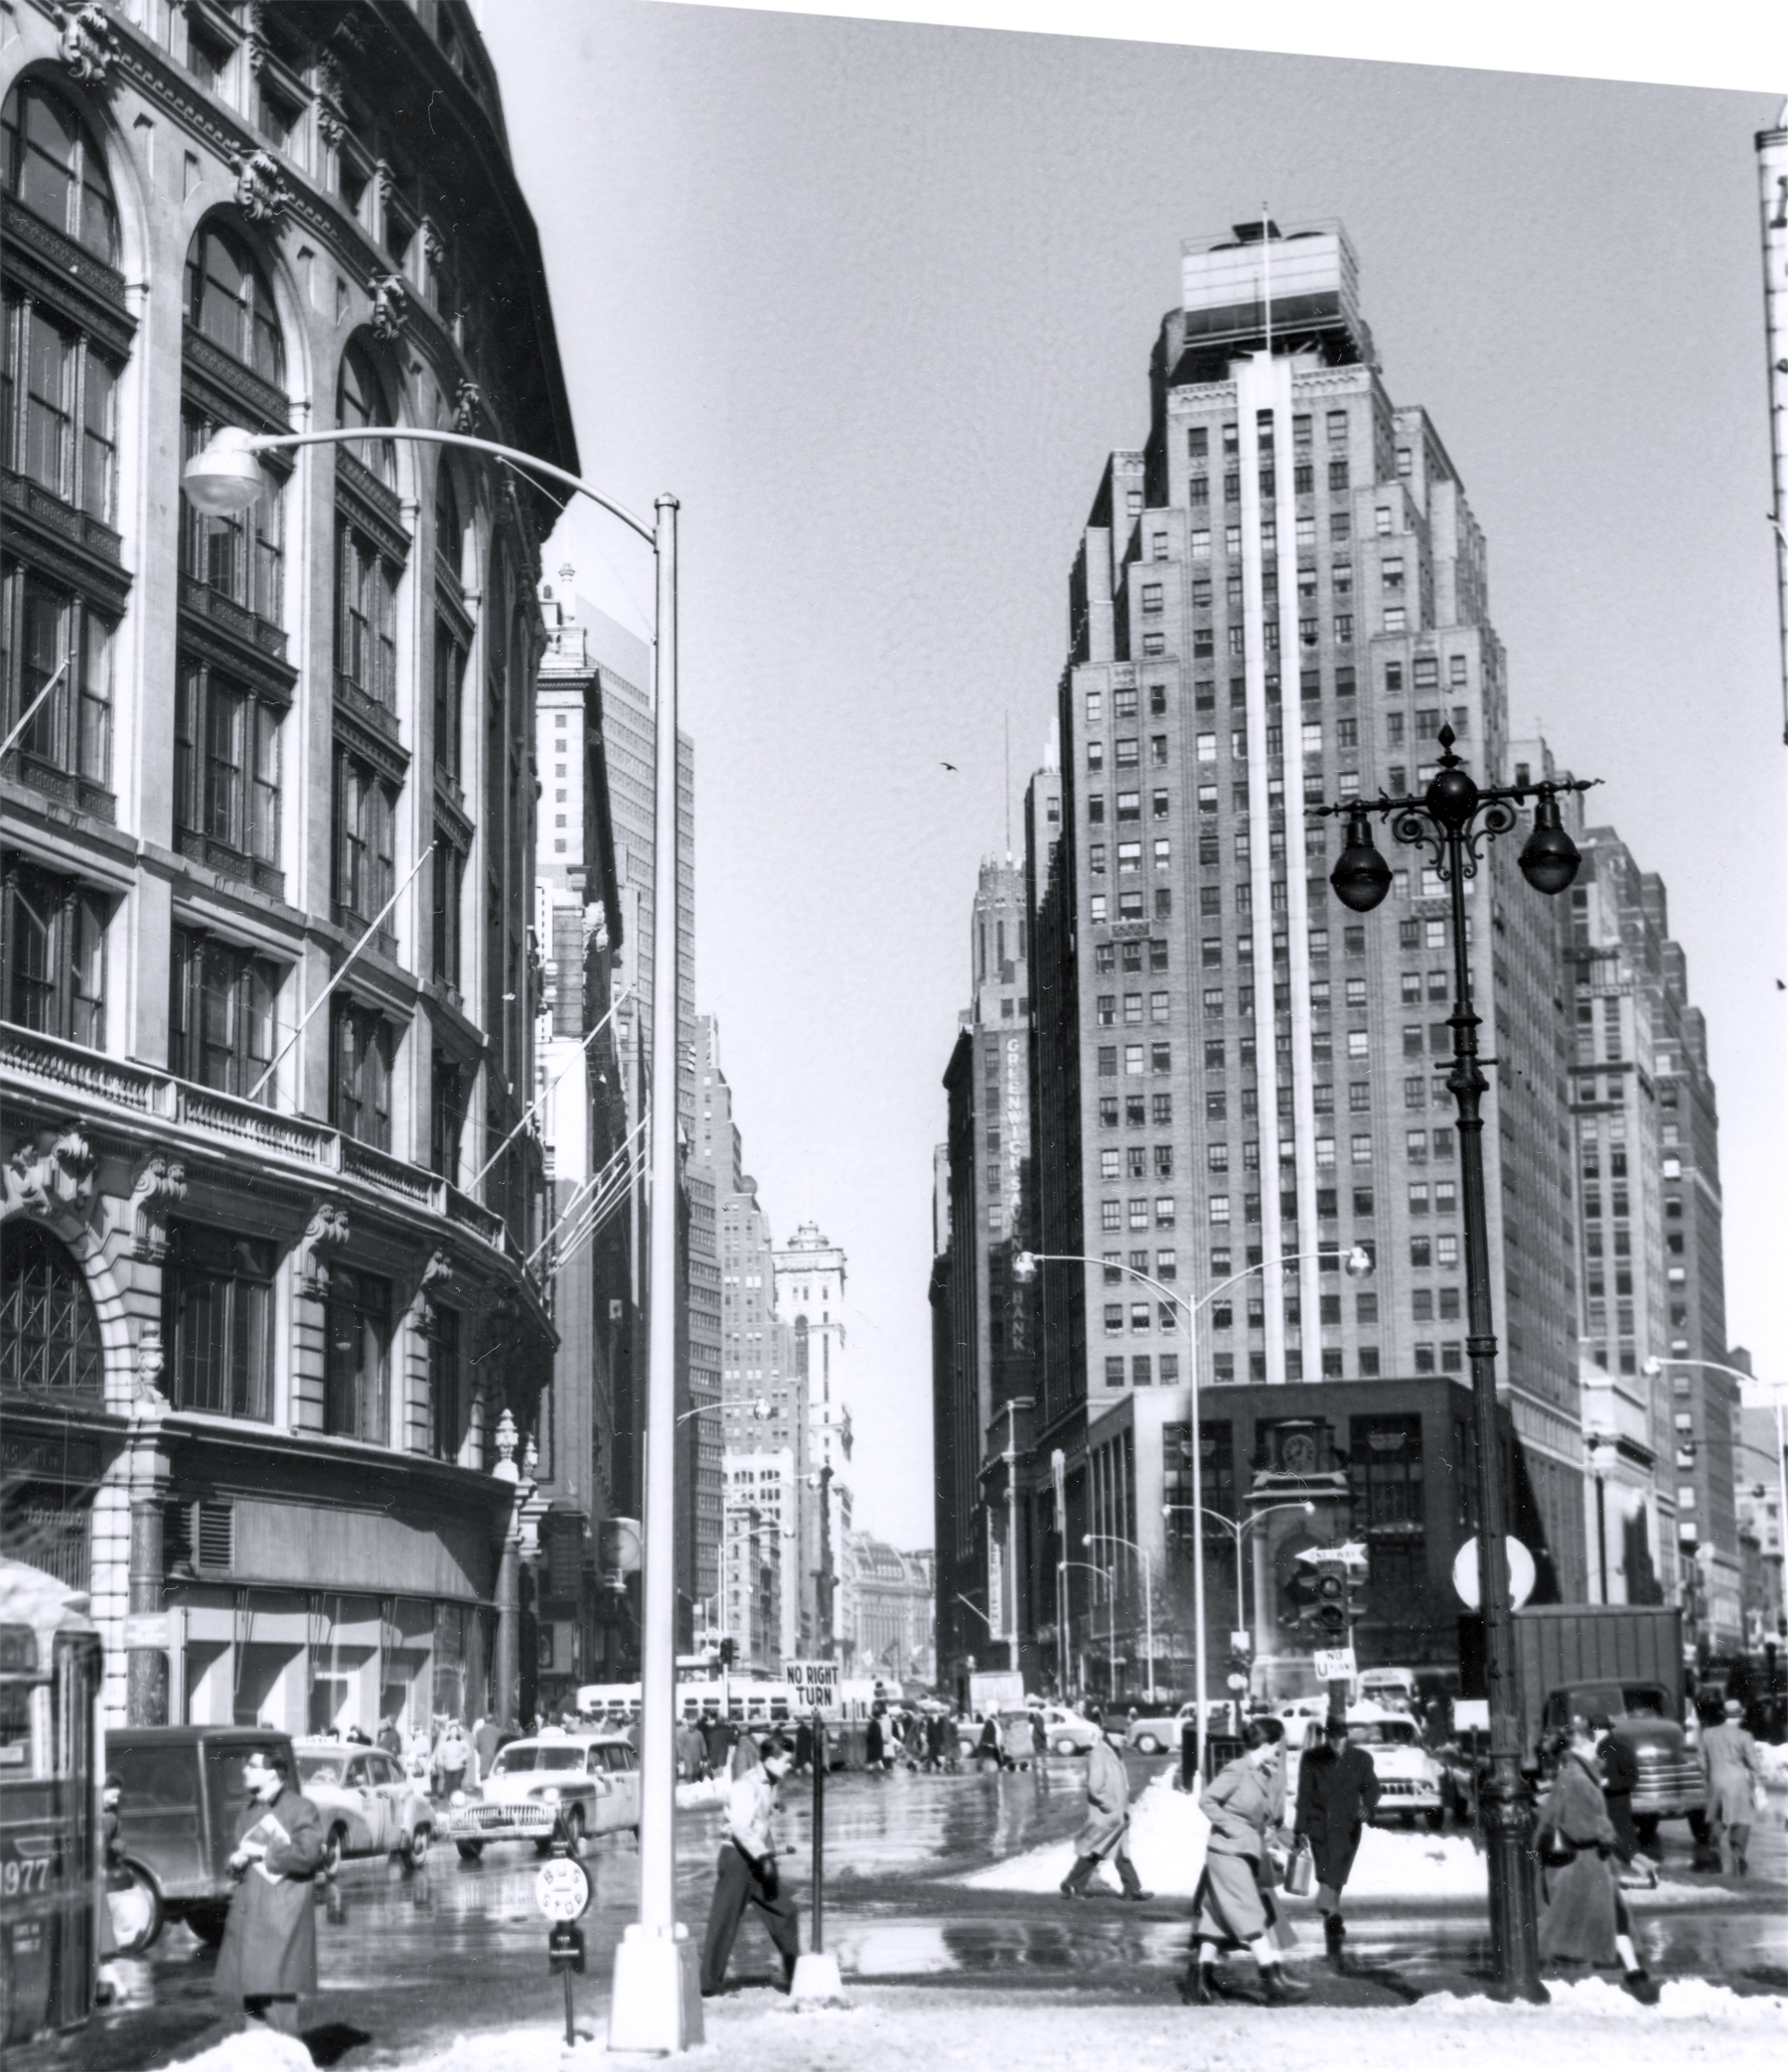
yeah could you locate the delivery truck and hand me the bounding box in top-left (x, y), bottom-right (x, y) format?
top-left (1510, 1605), bottom-right (1707, 1847)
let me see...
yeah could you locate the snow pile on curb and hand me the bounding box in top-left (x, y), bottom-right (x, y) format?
top-left (1755, 1741), bottom-right (1788, 1782)
top-left (955, 1770), bottom-right (1487, 1899)
top-left (1421, 1976), bottom-right (1788, 2026)
top-left (164, 2031), bottom-right (314, 2072)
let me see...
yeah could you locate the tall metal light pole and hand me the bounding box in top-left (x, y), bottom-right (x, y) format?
top-left (1317, 725), bottom-right (1593, 2004)
top-left (1061, 1558), bottom-right (1117, 1704)
top-left (1015, 1245), bottom-right (1368, 1776)
top-left (184, 424), bottom-right (694, 2048)
top-left (1084, 1532), bottom-right (1153, 1704)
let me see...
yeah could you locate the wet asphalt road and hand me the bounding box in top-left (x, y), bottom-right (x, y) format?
top-left (33, 1758), bottom-right (1788, 2070)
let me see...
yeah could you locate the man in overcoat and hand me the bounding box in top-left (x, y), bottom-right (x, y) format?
top-left (1292, 1716), bottom-right (1380, 1962)
top-left (214, 1746), bottom-right (325, 2036)
top-left (1060, 1728), bottom-right (1152, 1900)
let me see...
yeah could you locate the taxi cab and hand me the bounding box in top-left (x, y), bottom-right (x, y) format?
top-left (446, 1732), bottom-right (640, 1859)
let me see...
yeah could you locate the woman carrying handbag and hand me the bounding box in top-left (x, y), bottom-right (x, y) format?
top-left (1535, 1716), bottom-right (1658, 2003)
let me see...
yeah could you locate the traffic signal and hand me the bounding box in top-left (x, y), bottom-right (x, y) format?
top-left (1313, 1563), bottom-right (1347, 1635)
top-left (718, 1636), bottom-right (737, 1670)
top-left (1346, 1571), bottom-right (1368, 1626)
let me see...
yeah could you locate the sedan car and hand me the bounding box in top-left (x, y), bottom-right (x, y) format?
top-left (293, 1742), bottom-right (435, 1871)
top-left (1283, 1704), bottom-right (1445, 1828)
top-left (1124, 1700), bottom-right (1240, 1755)
top-left (446, 1733), bottom-right (640, 1859)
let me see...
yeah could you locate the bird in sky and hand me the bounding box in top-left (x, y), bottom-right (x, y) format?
top-left (941, 761), bottom-right (959, 772)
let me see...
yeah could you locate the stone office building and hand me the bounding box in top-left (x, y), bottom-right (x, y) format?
top-left (1006, 219), bottom-right (1585, 1699)
top-left (1, 0), bottom-right (571, 1732)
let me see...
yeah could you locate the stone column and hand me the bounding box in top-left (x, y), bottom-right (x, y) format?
top-left (125, 1394), bottom-right (171, 1726)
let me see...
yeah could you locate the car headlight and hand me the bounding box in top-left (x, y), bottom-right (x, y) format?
top-left (450, 1789), bottom-right (467, 1806)
top-left (541, 1786), bottom-right (561, 1804)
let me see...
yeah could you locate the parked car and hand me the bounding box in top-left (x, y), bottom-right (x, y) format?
top-left (292, 1740), bottom-right (435, 1872)
top-left (108, 1725), bottom-right (296, 1950)
top-left (1125, 1699), bottom-right (1240, 1754)
top-left (1283, 1703), bottom-right (1446, 1828)
top-left (446, 1733), bottom-right (641, 1860)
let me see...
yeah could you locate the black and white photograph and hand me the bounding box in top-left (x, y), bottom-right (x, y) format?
top-left (2, 2), bottom-right (1786, 2067)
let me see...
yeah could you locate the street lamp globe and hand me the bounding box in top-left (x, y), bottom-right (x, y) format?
top-left (1517, 793), bottom-right (1581, 896)
top-left (1328, 808), bottom-right (1393, 913)
top-left (1012, 1251), bottom-right (1039, 1281)
top-left (182, 425), bottom-right (269, 516)
top-left (1343, 1245), bottom-right (1374, 1277)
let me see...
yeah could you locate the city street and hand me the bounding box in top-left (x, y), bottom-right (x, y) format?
top-left (43, 1759), bottom-right (1788, 2072)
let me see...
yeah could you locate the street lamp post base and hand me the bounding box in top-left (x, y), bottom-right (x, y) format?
top-left (788, 1951), bottom-right (850, 2008)
top-left (608, 1922), bottom-right (703, 2054)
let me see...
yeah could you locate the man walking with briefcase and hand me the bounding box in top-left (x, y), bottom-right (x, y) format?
top-left (1292, 1715), bottom-right (1380, 1967)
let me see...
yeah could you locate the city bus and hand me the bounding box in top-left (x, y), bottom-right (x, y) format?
top-left (1, 1556), bottom-right (103, 2045)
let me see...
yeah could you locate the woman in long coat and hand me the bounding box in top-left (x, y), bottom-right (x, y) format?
top-left (1180, 1720), bottom-right (1309, 2006)
top-left (214, 1747), bottom-right (326, 2035)
top-left (1537, 1717), bottom-right (1656, 2001)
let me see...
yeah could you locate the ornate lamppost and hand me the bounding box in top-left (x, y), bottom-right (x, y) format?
top-left (1315, 725), bottom-right (1594, 2005)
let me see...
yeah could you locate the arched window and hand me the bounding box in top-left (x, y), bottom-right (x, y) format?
top-left (184, 222), bottom-right (282, 385)
top-left (1, 76), bottom-right (118, 262)
top-left (0, 1222), bottom-right (102, 1398)
top-left (337, 339), bottom-right (395, 487)
top-left (2, 83), bottom-right (129, 820)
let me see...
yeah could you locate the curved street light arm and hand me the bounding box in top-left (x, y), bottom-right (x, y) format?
top-left (229, 424), bottom-right (659, 545)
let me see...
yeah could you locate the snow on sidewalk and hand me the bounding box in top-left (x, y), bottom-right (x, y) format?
top-left (953, 1768), bottom-right (1762, 1906)
top-left (388, 1977), bottom-right (1788, 2072)
top-left (954, 1769), bottom-right (1487, 1900)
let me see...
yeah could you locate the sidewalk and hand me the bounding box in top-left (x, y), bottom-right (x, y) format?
top-left (172, 1976), bottom-right (1788, 2072)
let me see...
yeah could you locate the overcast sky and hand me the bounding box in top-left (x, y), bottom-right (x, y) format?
top-left (483, 1), bottom-right (1785, 1548)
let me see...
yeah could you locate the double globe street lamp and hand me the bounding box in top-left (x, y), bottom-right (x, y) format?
top-left (187, 426), bottom-right (697, 2051)
top-left (1014, 1243), bottom-right (1370, 1778)
top-left (1317, 723), bottom-right (1594, 2005)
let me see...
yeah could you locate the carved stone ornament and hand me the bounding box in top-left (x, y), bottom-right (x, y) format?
top-left (233, 150), bottom-right (291, 226)
top-left (298, 1203), bottom-right (351, 1297)
top-left (4, 1128), bottom-right (97, 1225)
top-left (370, 272), bottom-right (407, 343)
top-left (453, 379), bottom-right (483, 436)
top-left (492, 1406), bottom-right (520, 1483)
top-left (130, 1156), bottom-right (189, 1262)
top-left (133, 1324), bottom-right (169, 1409)
top-left (54, 5), bottom-right (120, 88)
top-left (421, 1247), bottom-right (455, 1296)
top-left (422, 218), bottom-right (446, 269)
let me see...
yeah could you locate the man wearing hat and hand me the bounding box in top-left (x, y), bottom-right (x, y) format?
top-left (1292, 1714), bottom-right (1380, 1964)
top-left (1701, 1698), bottom-right (1762, 1877)
top-left (1060, 1725), bottom-right (1152, 1901)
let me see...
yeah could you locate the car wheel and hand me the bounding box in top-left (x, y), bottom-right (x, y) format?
top-left (108, 1863), bottom-right (163, 1956)
top-left (184, 1903), bottom-right (228, 1948)
top-left (1425, 1809), bottom-right (1444, 1833)
top-left (323, 1825), bottom-right (347, 1877)
top-left (1052, 1737), bottom-right (1078, 1756)
top-left (455, 1841), bottom-right (485, 1862)
top-left (403, 1823), bottom-right (432, 1866)
top-left (1136, 1734), bottom-right (1161, 1755)
top-left (565, 1808), bottom-right (586, 1856)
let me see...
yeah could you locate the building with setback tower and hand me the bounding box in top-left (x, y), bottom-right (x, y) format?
top-left (966, 220), bottom-right (1592, 1702)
